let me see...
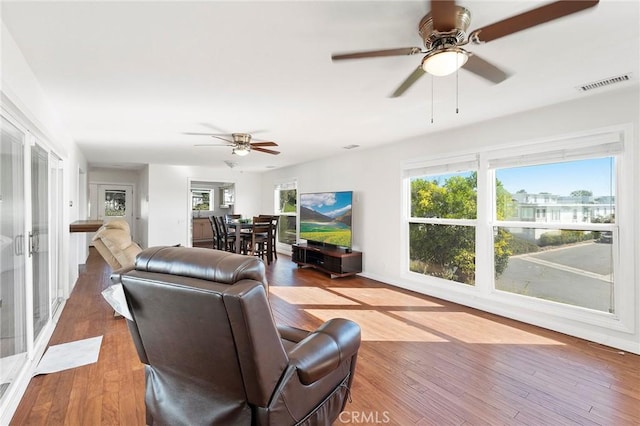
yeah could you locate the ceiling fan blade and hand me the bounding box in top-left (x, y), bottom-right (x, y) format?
top-left (250, 141), bottom-right (278, 147)
top-left (198, 123), bottom-right (229, 133)
top-left (391, 66), bottom-right (426, 98)
top-left (471, 0), bottom-right (599, 43)
top-left (430, 0), bottom-right (458, 32)
top-left (184, 132), bottom-right (218, 136)
top-left (209, 134), bottom-right (234, 143)
top-left (462, 54), bottom-right (509, 84)
top-left (252, 147), bottom-right (281, 155)
top-left (332, 47), bottom-right (423, 61)
top-left (185, 132), bottom-right (234, 143)
top-left (194, 143), bottom-right (233, 147)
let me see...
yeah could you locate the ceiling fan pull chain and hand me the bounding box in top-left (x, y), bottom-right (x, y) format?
top-left (430, 75), bottom-right (434, 124)
top-left (455, 54), bottom-right (460, 114)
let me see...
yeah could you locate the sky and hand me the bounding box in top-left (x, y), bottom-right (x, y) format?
top-left (496, 158), bottom-right (615, 197)
top-left (420, 157), bottom-right (615, 197)
top-left (300, 191), bottom-right (352, 218)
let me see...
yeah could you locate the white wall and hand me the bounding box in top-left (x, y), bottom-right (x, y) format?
top-left (147, 164), bottom-right (262, 247)
top-left (89, 167), bottom-right (142, 186)
top-left (261, 87), bottom-right (640, 354)
top-left (1, 22), bottom-right (88, 288)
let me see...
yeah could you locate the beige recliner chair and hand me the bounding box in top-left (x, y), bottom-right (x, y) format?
top-left (92, 219), bottom-right (142, 270)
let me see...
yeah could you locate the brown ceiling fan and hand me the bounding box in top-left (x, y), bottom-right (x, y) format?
top-left (331, 0), bottom-right (599, 97)
top-left (185, 132), bottom-right (280, 156)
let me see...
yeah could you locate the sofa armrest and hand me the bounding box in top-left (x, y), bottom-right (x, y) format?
top-left (277, 324), bottom-right (310, 344)
top-left (287, 318), bottom-right (361, 385)
top-left (109, 265), bottom-right (136, 284)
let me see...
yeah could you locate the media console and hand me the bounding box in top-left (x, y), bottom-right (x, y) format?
top-left (292, 243), bottom-right (362, 278)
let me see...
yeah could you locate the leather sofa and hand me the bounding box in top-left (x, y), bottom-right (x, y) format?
top-left (111, 246), bottom-right (361, 425)
top-left (92, 219), bottom-right (142, 270)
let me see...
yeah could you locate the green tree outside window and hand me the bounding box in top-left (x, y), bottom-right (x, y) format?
top-left (409, 172), bottom-right (514, 284)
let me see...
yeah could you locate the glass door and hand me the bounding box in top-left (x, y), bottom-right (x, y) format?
top-left (49, 154), bottom-right (64, 315)
top-left (31, 144), bottom-right (49, 339)
top-left (0, 116), bottom-right (28, 401)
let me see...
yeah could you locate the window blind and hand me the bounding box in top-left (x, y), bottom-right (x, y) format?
top-left (488, 131), bottom-right (623, 170)
top-left (403, 154), bottom-right (478, 179)
top-left (275, 181), bottom-right (297, 191)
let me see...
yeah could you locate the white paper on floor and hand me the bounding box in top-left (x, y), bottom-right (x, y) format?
top-left (33, 335), bottom-right (103, 376)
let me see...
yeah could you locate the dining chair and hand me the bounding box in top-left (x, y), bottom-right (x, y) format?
top-left (259, 215), bottom-right (280, 261)
top-left (216, 216), bottom-right (237, 252)
top-left (246, 216), bottom-right (271, 264)
top-left (208, 216), bottom-right (223, 250)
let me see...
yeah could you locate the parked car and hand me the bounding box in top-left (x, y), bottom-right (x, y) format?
top-left (598, 231), bottom-right (613, 243)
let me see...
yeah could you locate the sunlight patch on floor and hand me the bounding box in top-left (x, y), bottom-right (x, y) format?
top-left (305, 309), bottom-right (448, 342)
top-left (392, 311), bottom-right (564, 345)
top-left (329, 288), bottom-right (443, 307)
top-left (269, 287), bottom-right (359, 305)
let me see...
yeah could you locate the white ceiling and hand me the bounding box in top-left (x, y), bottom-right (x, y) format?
top-left (2, 1), bottom-right (638, 172)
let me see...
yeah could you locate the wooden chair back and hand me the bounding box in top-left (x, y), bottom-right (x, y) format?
top-left (247, 216), bottom-right (272, 262)
top-left (259, 215), bottom-right (280, 260)
top-left (209, 216), bottom-right (222, 250)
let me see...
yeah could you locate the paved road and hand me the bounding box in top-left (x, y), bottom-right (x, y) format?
top-left (530, 242), bottom-right (613, 276)
top-left (495, 242), bottom-right (614, 312)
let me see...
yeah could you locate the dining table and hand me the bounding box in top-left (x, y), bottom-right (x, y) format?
top-left (225, 220), bottom-right (274, 264)
top-left (225, 221), bottom-right (253, 254)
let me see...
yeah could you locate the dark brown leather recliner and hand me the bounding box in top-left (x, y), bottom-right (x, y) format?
top-left (111, 246), bottom-right (361, 426)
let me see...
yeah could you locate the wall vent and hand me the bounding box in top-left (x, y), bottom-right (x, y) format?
top-left (576, 74), bottom-right (631, 92)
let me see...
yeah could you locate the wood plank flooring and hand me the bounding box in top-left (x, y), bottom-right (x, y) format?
top-left (11, 248), bottom-right (640, 425)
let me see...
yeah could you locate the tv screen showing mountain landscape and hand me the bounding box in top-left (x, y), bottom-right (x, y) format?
top-left (299, 191), bottom-right (352, 248)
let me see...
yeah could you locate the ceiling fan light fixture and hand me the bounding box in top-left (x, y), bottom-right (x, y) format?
top-left (232, 147), bottom-right (250, 156)
top-left (422, 48), bottom-right (468, 76)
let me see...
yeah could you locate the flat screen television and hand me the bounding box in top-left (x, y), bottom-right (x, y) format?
top-left (299, 191), bottom-right (353, 249)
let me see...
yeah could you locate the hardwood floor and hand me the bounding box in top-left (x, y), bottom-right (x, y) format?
top-left (11, 248), bottom-right (640, 425)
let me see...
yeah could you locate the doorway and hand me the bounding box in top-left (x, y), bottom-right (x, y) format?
top-left (90, 184), bottom-right (134, 235)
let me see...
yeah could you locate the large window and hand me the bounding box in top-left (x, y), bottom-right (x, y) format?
top-left (404, 129), bottom-right (628, 321)
top-left (493, 157), bottom-right (616, 313)
top-left (274, 182), bottom-right (297, 245)
top-left (407, 158), bottom-right (478, 285)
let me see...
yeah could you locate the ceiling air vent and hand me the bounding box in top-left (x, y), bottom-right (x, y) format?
top-left (576, 74), bottom-right (631, 92)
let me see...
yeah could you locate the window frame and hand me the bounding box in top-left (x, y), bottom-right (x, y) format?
top-left (404, 155), bottom-right (479, 287)
top-left (191, 188), bottom-right (212, 211)
top-left (273, 180), bottom-right (297, 248)
top-left (402, 125), bottom-right (634, 334)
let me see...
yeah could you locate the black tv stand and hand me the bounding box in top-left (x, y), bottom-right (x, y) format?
top-left (292, 243), bottom-right (362, 278)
